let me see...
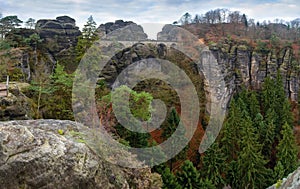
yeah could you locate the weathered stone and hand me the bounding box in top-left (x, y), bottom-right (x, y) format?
top-left (98, 20), bottom-right (135, 35)
top-left (0, 120), bottom-right (162, 189)
top-left (0, 88), bottom-right (31, 121)
top-left (268, 167), bottom-right (300, 189)
top-left (103, 23), bottom-right (148, 41)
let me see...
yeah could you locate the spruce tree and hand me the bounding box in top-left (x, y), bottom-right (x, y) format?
top-left (273, 161), bottom-right (285, 181)
top-left (262, 109), bottom-right (276, 159)
top-left (76, 15), bottom-right (99, 62)
top-left (176, 160), bottom-right (203, 189)
top-left (200, 142), bottom-right (226, 188)
top-left (275, 72), bottom-right (293, 133)
top-left (275, 122), bottom-right (298, 177)
top-left (220, 98), bottom-right (247, 162)
top-left (261, 76), bottom-right (277, 113)
top-left (161, 108), bottom-right (188, 170)
top-left (236, 116), bottom-right (272, 189)
top-left (161, 167), bottom-right (181, 189)
top-left (247, 91), bottom-right (260, 121)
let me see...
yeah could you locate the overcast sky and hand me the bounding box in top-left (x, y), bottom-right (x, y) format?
top-left (0, 0), bottom-right (299, 39)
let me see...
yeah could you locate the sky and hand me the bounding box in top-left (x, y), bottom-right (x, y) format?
top-left (0, 0), bottom-right (299, 39)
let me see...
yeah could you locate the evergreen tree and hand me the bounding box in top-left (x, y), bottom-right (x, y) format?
top-left (25, 18), bottom-right (36, 29)
top-left (261, 76), bottom-right (277, 113)
top-left (275, 122), bottom-right (298, 177)
top-left (200, 142), bottom-right (226, 188)
top-left (220, 98), bottom-right (246, 162)
top-left (247, 91), bottom-right (260, 121)
top-left (253, 113), bottom-right (264, 133)
top-left (76, 15), bottom-right (99, 62)
top-left (273, 161), bottom-right (285, 181)
top-left (161, 108), bottom-right (188, 170)
top-left (161, 167), bottom-right (181, 189)
top-left (46, 63), bottom-right (74, 120)
top-left (176, 160), bottom-right (203, 189)
top-left (0, 15), bottom-right (23, 38)
top-left (274, 72), bottom-right (293, 132)
top-left (236, 116), bottom-right (272, 189)
top-left (261, 109), bottom-right (276, 159)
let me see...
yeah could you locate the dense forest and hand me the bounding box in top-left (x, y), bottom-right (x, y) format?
top-left (0, 8), bottom-right (300, 189)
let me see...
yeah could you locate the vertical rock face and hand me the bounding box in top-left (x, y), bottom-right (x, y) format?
top-left (0, 120), bottom-right (162, 189)
top-left (207, 43), bottom-right (300, 101)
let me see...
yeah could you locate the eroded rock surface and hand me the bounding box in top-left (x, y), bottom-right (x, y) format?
top-left (0, 120), bottom-right (162, 189)
top-left (268, 167), bottom-right (300, 189)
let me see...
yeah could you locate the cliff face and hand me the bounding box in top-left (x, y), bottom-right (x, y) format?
top-left (207, 41), bottom-right (299, 101)
top-left (0, 16), bottom-right (81, 83)
top-left (0, 120), bottom-right (162, 189)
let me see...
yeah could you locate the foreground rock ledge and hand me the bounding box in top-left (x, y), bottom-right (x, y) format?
top-left (0, 120), bottom-right (161, 189)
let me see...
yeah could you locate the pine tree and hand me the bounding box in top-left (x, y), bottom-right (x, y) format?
top-left (176, 160), bottom-right (203, 188)
top-left (161, 167), bottom-right (181, 189)
top-left (200, 142), bottom-right (226, 188)
top-left (275, 122), bottom-right (298, 177)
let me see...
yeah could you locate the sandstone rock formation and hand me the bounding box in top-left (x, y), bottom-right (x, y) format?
top-left (268, 167), bottom-right (300, 189)
top-left (0, 83), bottom-right (31, 121)
top-left (36, 16), bottom-right (81, 53)
top-left (98, 20), bottom-right (135, 34)
top-left (0, 120), bottom-right (162, 189)
top-left (98, 20), bottom-right (148, 40)
top-left (36, 16), bottom-right (81, 71)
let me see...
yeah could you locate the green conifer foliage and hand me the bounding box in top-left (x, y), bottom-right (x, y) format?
top-left (176, 160), bottom-right (202, 189)
top-left (236, 116), bottom-right (272, 189)
top-left (161, 167), bottom-right (181, 189)
top-left (201, 142), bottom-right (226, 188)
top-left (275, 122), bottom-right (298, 177)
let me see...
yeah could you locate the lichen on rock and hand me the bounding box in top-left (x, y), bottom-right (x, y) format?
top-left (0, 120), bottom-right (162, 189)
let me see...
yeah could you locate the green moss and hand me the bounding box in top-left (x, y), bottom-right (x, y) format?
top-left (57, 129), bottom-right (64, 135)
top-left (237, 45), bottom-right (248, 51)
top-left (275, 179), bottom-right (282, 188)
top-left (208, 42), bottom-right (218, 50)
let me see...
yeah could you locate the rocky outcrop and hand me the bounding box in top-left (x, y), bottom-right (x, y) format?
top-left (268, 167), bottom-right (300, 189)
top-left (36, 15), bottom-right (81, 53)
top-left (207, 41), bottom-right (300, 101)
top-left (36, 16), bottom-right (81, 71)
top-left (0, 83), bottom-right (31, 121)
top-left (0, 120), bottom-right (162, 189)
top-left (98, 20), bottom-right (148, 40)
top-left (98, 20), bottom-right (135, 34)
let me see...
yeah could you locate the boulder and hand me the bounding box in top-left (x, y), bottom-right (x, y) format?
top-left (0, 120), bottom-right (162, 189)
